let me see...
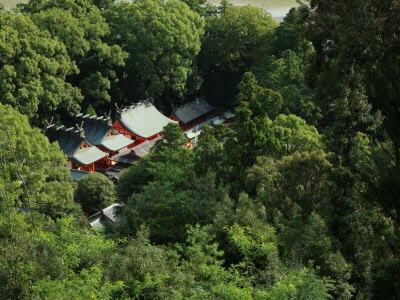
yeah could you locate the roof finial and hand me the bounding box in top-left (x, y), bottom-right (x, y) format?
top-left (115, 103), bottom-right (123, 111)
top-left (45, 117), bottom-right (54, 127)
top-left (75, 121), bottom-right (84, 131)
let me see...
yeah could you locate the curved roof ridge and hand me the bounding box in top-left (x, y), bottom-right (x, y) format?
top-left (117, 99), bottom-right (151, 115)
top-left (116, 100), bottom-right (177, 139)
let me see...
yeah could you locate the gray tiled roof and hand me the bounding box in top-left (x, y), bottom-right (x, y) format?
top-left (88, 214), bottom-right (106, 228)
top-left (108, 148), bottom-right (138, 165)
top-left (182, 113), bottom-right (232, 140)
top-left (224, 111), bottom-right (235, 119)
top-left (183, 119), bottom-right (210, 139)
top-left (211, 117), bottom-right (225, 125)
top-left (185, 129), bottom-right (202, 140)
top-left (105, 163), bottom-right (131, 180)
top-left (131, 137), bottom-right (161, 158)
top-left (117, 100), bottom-right (177, 139)
top-left (103, 203), bottom-right (121, 222)
top-left (174, 98), bottom-right (215, 123)
top-left (79, 115), bottom-right (111, 145)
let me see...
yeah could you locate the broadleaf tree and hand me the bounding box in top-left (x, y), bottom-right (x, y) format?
top-left (104, 0), bottom-right (205, 106)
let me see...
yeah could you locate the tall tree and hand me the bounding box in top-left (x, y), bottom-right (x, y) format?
top-left (0, 9), bottom-right (82, 125)
top-left (21, 0), bottom-right (127, 116)
top-left (0, 104), bottom-right (78, 218)
top-left (180, 0), bottom-right (207, 16)
top-left (251, 49), bottom-right (321, 126)
top-left (104, 0), bottom-right (204, 105)
top-left (225, 72), bottom-right (282, 182)
top-left (298, 0), bottom-right (400, 234)
top-left (272, 114), bottom-right (322, 156)
top-left (194, 124), bottom-right (229, 177)
top-left (199, 5), bottom-right (277, 105)
top-left (153, 122), bottom-right (187, 151)
top-left (114, 124), bottom-right (228, 243)
top-left (0, 215), bottom-right (119, 299)
top-left (253, 50), bottom-right (304, 92)
top-left (272, 7), bottom-right (312, 59)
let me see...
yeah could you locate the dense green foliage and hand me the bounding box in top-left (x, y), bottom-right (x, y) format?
top-left (0, 0), bottom-right (400, 298)
top-left (74, 172), bottom-right (115, 215)
top-left (199, 5), bottom-right (277, 105)
top-left (0, 9), bottom-right (82, 125)
top-left (0, 103), bottom-right (79, 218)
top-left (20, 0), bottom-right (127, 118)
top-left (104, 0), bottom-right (204, 106)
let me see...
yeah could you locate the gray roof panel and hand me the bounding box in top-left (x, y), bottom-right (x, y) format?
top-left (76, 115), bottom-right (134, 151)
top-left (109, 137), bottom-right (161, 164)
top-left (105, 163), bottom-right (130, 180)
top-left (70, 169), bottom-right (90, 181)
top-left (174, 98), bottom-right (215, 123)
top-left (100, 134), bottom-right (134, 152)
top-left (103, 203), bottom-right (121, 222)
top-left (131, 137), bottom-right (160, 158)
top-left (72, 147), bottom-right (108, 165)
top-left (108, 149), bottom-right (138, 165)
top-left (46, 126), bottom-right (84, 157)
top-left (117, 100), bottom-right (177, 139)
top-left (89, 215), bottom-right (106, 228)
top-left (185, 129), bottom-right (202, 139)
top-left (88, 203), bottom-right (122, 227)
top-left (81, 118), bottom-right (111, 145)
top-left (224, 111), bottom-right (235, 119)
top-left (211, 117), bottom-right (225, 125)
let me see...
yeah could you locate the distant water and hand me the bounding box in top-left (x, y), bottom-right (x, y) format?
top-left (1, 0), bottom-right (27, 9)
top-left (208, 0), bottom-right (298, 18)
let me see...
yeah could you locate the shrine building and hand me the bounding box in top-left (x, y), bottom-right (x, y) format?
top-left (170, 98), bottom-right (215, 131)
top-left (45, 125), bottom-right (108, 172)
top-left (75, 114), bottom-right (134, 155)
top-left (106, 136), bottom-right (161, 181)
top-left (113, 99), bottom-right (177, 146)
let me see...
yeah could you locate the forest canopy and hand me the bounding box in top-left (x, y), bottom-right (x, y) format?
top-left (0, 0), bottom-right (400, 299)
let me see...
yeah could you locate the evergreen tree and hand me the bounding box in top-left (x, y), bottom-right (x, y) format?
top-left (225, 72), bottom-right (281, 183)
top-left (199, 5), bottom-right (277, 105)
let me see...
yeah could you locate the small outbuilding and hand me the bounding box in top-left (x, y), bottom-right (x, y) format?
top-left (88, 203), bottom-right (122, 228)
top-left (170, 98), bottom-right (215, 131)
top-left (106, 137), bottom-right (161, 181)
